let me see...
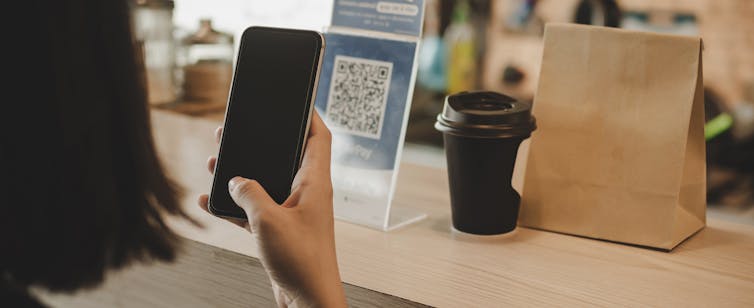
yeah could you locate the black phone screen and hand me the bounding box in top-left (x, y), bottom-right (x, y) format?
top-left (209, 27), bottom-right (323, 218)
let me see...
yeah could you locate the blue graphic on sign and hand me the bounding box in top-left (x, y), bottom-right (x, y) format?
top-left (331, 0), bottom-right (425, 36)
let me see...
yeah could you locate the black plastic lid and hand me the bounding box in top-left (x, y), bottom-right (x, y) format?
top-left (435, 91), bottom-right (536, 138)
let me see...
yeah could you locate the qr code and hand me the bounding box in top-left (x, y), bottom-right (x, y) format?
top-left (325, 55), bottom-right (393, 139)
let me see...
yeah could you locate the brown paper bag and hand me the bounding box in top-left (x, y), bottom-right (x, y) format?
top-left (520, 24), bottom-right (706, 250)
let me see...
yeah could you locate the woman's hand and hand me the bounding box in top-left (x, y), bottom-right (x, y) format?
top-left (198, 111), bottom-right (346, 308)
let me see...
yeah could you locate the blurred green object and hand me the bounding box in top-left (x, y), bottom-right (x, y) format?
top-left (444, 0), bottom-right (476, 94)
top-left (705, 113), bottom-right (733, 140)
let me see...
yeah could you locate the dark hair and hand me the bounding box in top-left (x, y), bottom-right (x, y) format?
top-left (1, 0), bottom-right (193, 292)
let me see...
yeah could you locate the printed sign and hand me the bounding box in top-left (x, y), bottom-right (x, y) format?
top-left (317, 0), bottom-right (426, 230)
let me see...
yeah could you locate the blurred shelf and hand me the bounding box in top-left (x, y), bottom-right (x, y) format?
top-left (151, 100), bottom-right (226, 121)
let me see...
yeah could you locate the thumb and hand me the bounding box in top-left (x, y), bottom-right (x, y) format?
top-left (228, 177), bottom-right (278, 224)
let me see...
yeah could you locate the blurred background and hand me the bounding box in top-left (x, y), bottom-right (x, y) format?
top-left (133, 0), bottom-right (754, 223)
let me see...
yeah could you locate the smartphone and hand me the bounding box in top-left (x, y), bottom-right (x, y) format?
top-left (209, 26), bottom-right (325, 219)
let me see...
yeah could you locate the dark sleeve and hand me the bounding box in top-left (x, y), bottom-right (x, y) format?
top-left (1, 284), bottom-right (48, 308)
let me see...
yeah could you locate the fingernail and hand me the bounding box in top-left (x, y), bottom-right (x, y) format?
top-left (228, 176), bottom-right (245, 193)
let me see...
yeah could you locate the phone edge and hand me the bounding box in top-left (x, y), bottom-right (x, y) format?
top-left (207, 26), bottom-right (246, 220)
top-left (296, 31), bottom-right (326, 173)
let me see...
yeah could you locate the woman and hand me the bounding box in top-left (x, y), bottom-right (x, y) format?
top-left (1, 1), bottom-right (345, 307)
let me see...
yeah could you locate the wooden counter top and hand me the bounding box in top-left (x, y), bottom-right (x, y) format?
top-left (151, 110), bottom-right (754, 307)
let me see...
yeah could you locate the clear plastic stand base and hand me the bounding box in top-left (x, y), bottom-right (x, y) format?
top-left (385, 206), bottom-right (427, 231)
top-left (333, 200), bottom-right (427, 231)
top-left (331, 166), bottom-right (427, 231)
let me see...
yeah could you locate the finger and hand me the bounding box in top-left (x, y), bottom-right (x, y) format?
top-left (207, 156), bottom-right (217, 174)
top-left (308, 110), bottom-right (327, 138)
top-left (197, 194), bottom-right (247, 229)
top-left (300, 111), bottom-right (332, 172)
top-left (215, 126), bottom-right (223, 144)
top-left (198, 194), bottom-right (210, 211)
top-left (228, 177), bottom-right (279, 226)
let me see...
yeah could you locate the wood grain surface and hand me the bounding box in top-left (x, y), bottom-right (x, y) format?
top-left (45, 110), bottom-right (754, 307)
top-left (38, 239), bottom-right (426, 307)
top-left (148, 110), bottom-right (754, 307)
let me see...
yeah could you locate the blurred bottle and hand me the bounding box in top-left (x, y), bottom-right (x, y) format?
top-left (417, 0), bottom-right (447, 92)
top-left (131, 0), bottom-right (178, 105)
top-left (731, 80), bottom-right (754, 141)
top-left (445, 0), bottom-right (477, 94)
top-left (177, 19), bottom-right (234, 105)
top-left (504, 0), bottom-right (543, 35)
